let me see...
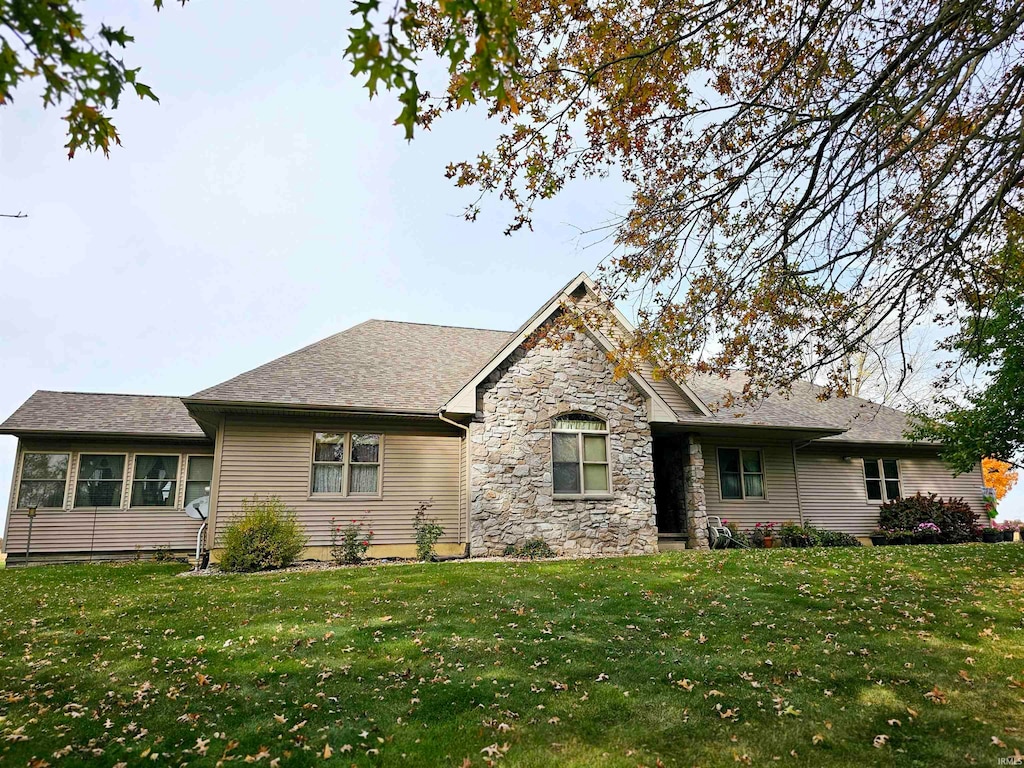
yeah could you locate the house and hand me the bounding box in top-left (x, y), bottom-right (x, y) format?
top-left (0, 273), bottom-right (988, 563)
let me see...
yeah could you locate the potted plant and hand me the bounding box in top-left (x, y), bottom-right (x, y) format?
top-left (1001, 522), bottom-right (1016, 542)
top-left (869, 528), bottom-right (888, 546)
top-left (913, 522), bottom-right (941, 545)
top-left (981, 526), bottom-right (1002, 543)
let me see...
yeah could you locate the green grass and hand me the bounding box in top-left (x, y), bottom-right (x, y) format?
top-left (2, 546), bottom-right (1023, 767)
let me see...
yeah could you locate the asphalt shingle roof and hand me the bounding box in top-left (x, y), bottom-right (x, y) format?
top-left (0, 391), bottom-right (207, 438)
top-left (685, 371), bottom-right (916, 443)
top-left (0, 322), bottom-right (919, 445)
top-left (189, 320), bottom-right (514, 413)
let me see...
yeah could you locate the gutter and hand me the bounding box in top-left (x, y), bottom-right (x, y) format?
top-left (438, 410), bottom-right (471, 558)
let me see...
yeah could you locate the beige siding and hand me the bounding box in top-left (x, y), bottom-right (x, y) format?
top-left (214, 416), bottom-right (464, 546)
top-left (4, 438), bottom-right (212, 555)
top-left (703, 439), bottom-right (801, 528)
top-left (796, 445), bottom-right (988, 536)
top-left (638, 360), bottom-right (703, 418)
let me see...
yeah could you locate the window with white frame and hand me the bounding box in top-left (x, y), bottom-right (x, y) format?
top-left (551, 414), bottom-right (610, 496)
top-left (863, 458), bottom-right (901, 502)
top-left (718, 448), bottom-right (765, 500)
top-left (130, 455), bottom-right (179, 507)
top-left (311, 433), bottom-right (382, 496)
top-left (74, 454), bottom-right (126, 508)
top-left (17, 452), bottom-right (69, 508)
top-left (184, 456), bottom-right (214, 506)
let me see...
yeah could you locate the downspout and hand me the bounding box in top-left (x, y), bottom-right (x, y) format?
top-left (791, 440), bottom-right (812, 525)
top-left (438, 410), bottom-right (471, 557)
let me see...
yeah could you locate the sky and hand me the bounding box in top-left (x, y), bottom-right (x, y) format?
top-left (0, 0), bottom-right (1021, 532)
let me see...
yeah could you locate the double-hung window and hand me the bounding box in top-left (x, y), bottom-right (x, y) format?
top-left (718, 448), bottom-right (765, 500)
top-left (551, 414), bottom-right (610, 496)
top-left (17, 452), bottom-right (70, 508)
top-left (130, 455), bottom-right (179, 507)
top-left (311, 433), bottom-right (382, 496)
top-left (184, 456), bottom-right (214, 506)
top-left (863, 458), bottom-right (901, 502)
top-left (74, 454), bottom-right (126, 507)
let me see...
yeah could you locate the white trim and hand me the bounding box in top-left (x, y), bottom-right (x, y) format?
top-left (575, 273), bottom-right (713, 417)
top-left (861, 457), bottom-right (902, 504)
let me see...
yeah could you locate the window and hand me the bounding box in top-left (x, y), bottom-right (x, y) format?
top-left (130, 455), bottom-right (179, 507)
top-left (311, 433), bottom-right (382, 496)
top-left (863, 458), bottom-right (901, 502)
top-left (184, 456), bottom-right (214, 506)
top-left (74, 454), bottom-right (126, 508)
top-left (718, 448), bottom-right (765, 500)
top-left (17, 452), bottom-right (69, 508)
top-left (551, 414), bottom-right (610, 496)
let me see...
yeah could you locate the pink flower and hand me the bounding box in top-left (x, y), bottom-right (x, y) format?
top-left (361, 541), bottom-right (369, 547)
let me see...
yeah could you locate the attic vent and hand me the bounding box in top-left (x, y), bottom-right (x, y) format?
top-left (569, 284), bottom-right (588, 301)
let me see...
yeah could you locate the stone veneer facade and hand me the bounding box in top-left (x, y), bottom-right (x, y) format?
top-left (469, 325), bottom-right (659, 556)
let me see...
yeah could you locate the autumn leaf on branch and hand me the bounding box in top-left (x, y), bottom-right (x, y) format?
top-left (350, 0), bottom-right (1024, 417)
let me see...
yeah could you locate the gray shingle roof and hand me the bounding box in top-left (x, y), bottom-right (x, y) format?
top-left (0, 391), bottom-right (207, 438)
top-left (189, 320), bottom-right (514, 413)
top-left (685, 372), bottom-right (917, 443)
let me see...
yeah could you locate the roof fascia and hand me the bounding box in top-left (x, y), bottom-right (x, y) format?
top-left (576, 274), bottom-right (713, 417)
top-left (443, 273), bottom-right (678, 422)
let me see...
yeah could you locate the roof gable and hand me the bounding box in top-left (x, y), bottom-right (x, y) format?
top-left (443, 272), bottom-right (712, 420)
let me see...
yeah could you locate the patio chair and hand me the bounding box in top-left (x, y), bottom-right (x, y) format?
top-left (707, 516), bottom-right (748, 549)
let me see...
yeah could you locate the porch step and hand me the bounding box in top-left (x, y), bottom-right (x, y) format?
top-left (658, 533), bottom-right (689, 552)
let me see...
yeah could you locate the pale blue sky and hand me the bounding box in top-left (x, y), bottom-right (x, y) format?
top-left (1, 0), bottom-right (1020, 532)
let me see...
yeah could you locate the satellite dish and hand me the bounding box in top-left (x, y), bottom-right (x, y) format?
top-left (184, 495), bottom-right (209, 520)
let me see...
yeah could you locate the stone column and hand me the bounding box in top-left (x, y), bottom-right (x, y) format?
top-left (683, 434), bottom-right (710, 550)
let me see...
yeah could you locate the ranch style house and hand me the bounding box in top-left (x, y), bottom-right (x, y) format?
top-left (1, 273), bottom-right (988, 562)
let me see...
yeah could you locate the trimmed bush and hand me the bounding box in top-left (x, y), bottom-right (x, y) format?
top-left (503, 538), bottom-right (556, 559)
top-left (757, 522), bottom-right (861, 548)
top-left (219, 496), bottom-right (308, 572)
top-left (877, 493), bottom-right (979, 544)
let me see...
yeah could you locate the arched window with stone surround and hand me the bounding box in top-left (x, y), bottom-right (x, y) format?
top-left (551, 413), bottom-right (611, 496)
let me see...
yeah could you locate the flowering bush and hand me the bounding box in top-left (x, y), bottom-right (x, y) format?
top-left (998, 519), bottom-right (1023, 532)
top-left (915, 522), bottom-right (942, 536)
top-left (413, 499), bottom-right (444, 561)
top-left (329, 516), bottom-right (374, 565)
top-left (878, 493), bottom-right (978, 544)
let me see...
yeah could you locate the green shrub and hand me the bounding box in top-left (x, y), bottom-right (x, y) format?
top-left (878, 493), bottom-right (979, 544)
top-left (762, 522), bottom-right (860, 548)
top-left (503, 538), bottom-right (556, 559)
top-left (413, 499), bottom-right (444, 561)
top-left (811, 526), bottom-right (862, 547)
top-left (219, 496), bottom-right (308, 572)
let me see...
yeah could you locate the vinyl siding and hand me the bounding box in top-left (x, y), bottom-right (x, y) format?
top-left (3, 438), bottom-right (213, 555)
top-left (214, 416), bottom-right (464, 546)
top-left (638, 360), bottom-right (703, 418)
top-left (703, 439), bottom-right (802, 528)
top-left (795, 444), bottom-right (988, 535)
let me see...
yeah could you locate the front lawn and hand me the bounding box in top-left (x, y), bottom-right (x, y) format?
top-left (1, 545), bottom-right (1023, 766)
